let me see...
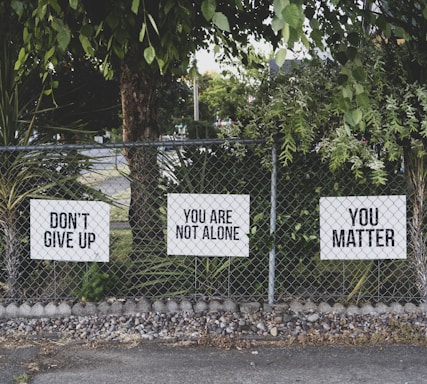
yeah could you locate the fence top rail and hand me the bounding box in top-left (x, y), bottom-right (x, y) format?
top-left (0, 138), bottom-right (266, 152)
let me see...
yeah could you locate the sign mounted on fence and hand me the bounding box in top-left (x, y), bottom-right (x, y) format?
top-left (319, 195), bottom-right (406, 260)
top-left (30, 199), bottom-right (110, 262)
top-left (167, 193), bottom-right (250, 257)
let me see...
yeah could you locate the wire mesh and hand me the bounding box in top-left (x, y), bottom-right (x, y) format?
top-left (0, 139), bottom-right (420, 305)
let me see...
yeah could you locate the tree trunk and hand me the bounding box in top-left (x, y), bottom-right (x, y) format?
top-left (120, 63), bottom-right (163, 256)
top-left (406, 152), bottom-right (427, 301)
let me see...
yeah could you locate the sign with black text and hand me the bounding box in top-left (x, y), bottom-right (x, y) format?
top-left (320, 195), bottom-right (406, 260)
top-left (167, 193), bottom-right (250, 257)
top-left (30, 199), bottom-right (110, 262)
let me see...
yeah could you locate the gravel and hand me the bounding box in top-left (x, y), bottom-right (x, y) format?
top-left (1, 299), bottom-right (427, 346)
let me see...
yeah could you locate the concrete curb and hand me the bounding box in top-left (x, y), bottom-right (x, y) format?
top-left (1, 299), bottom-right (427, 319)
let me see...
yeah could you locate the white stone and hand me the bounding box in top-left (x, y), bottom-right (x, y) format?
top-left (318, 302), bottom-right (332, 313)
top-left (346, 305), bottom-right (361, 315)
top-left (307, 313), bottom-right (319, 322)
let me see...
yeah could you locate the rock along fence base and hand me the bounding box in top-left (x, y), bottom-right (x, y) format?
top-left (1, 299), bottom-right (427, 319)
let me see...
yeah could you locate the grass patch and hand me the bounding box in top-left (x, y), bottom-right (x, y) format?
top-left (110, 204), bottom-right (129, 222)
top-left (113, 188), bottom-right (131, 201)
top-left (111, 228), bottom-right (133, 261)
top-left (79, 167), bottom-right (131, 222)
top-left (110, 188), bottom-right (130, 222)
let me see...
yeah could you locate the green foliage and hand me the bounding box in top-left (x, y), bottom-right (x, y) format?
top-left (76, 263), bottom-right (112, 302)
top-left (157, 76), bottom-right (193, 135)
top-left (0, 4), bottom-right (112, 299)
top-left (271, 0), bottom-right (305, 67)
top-left (5, 0), bottom-right (427, 302)
top-left (10, 0), bottom-right (427, 129)
top-left (12, 373), bottom-right (29, 383)
top-left (46, 58), bottom-right (121, 137)
top-left (134, 250), bottom-right (250, 298)
top-left (241, 40), bottom-right (413, 300)
top-left (134, 143), bottom-right (271, 298)
top-left (199, 73), bottom-right (251, 123)
top-left (14, 1), bottom-right (282, 80)
top-left (244, 58), bottom-right (340, 163)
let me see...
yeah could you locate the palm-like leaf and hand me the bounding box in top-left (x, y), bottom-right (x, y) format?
top-left (0, 10), bottom-right (110, 298)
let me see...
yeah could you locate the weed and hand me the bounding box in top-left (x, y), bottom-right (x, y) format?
top-left (13, 374), bottom-right (29, 383)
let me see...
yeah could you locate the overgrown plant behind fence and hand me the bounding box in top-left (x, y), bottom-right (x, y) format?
top-left (0, 139), bottom-right (416, 305)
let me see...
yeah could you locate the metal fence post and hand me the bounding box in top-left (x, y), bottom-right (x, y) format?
top-left (268, 138), bottom-right (278, 305)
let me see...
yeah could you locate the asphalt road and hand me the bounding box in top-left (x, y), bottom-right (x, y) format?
top-left (0, 344), bottom-right (38, 384)
top-left (2, 342), bottom-right (427, 384)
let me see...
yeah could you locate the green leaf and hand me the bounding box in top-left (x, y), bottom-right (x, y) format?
top-left (212, 12), bottom-right (230, 32)
top-left (11, 0), bottom-right (24, 17)
top-left (14, 59), bottom-right (21, 71)
top-left (288, 24), bottom-right (301, 48)
top-left (309, 18), bottom-right (320, 30)
top-left (157, 58), bottom-right (165, 74)
top-left (80, 24), bottom-right (93, 38)
top-left (273, 0), bottom-right (290, 17)
top-left (131, 0), bottom-right (140, 14)
top-left (23, 27), bottom-right (30, 43)
top-left (57, 29), bottom-right (71, 52)
top-left (69, 0), bottom-right (78, 10)
top-left (48, 0), bottom-right (61, 13)
top-left (34, 4), bottom-right (47, 20)
top-left (346, 46), bottom-right (358, 61)
top-left (352, 66), bottom-right (366, 82)
top-left (345, 109), bottom-right (363, 127)
top-left (95, 22), bottom-right (104, 37)
top-left (336, 51), bottom-right (348, 65)
top-left (356, 92), bottom-right (370, 108)
top-left (148, 13), bottom-right (159, 35)
top-left (394, 26), bottom-right (409, 40)
top-left (282, 4), bottom-right (301, 30)
top-left (164, 0), bottom-right (175, 15)
top-left (272, 16), bottom-right (285, 33)
top-left (113, 44), bottom-right (125, 60)
top-left (201, 0), bottom-right (216, 21)
top-left (51, 18), bottom-right (66, 33)
top-left (144, 45), bottom-right (156, 64)
top-left (139, 23), bottom-right (146, 42)
top-left (347, 32), bottom-right (360, 46)
top-left (275, 48), bottom-right (287, 68)
top-left (301, 33), bottom-right (309, 49)
top-left (44, 46), bottom-right (55, 64)
top-left (18, 47), bottom-right (27, 63)
top-left (79, 34), bottom-right (94, 56)
top-left (310, 28), bottom-right (323, 48)
top-left (106, 12), bottom-right (120, 29)
top-left (281, 23), bottom-right (290, 42)
top-left (354, 83), bottom-right (364, 95)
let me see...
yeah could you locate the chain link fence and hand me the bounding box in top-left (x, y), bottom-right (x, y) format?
top-left (0, 138), bottom-right (418, 305)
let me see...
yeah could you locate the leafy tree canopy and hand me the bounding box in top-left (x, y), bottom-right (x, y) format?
top-left (199, 72), bottom-right (251, 123)
top-left (12, 0), bottom-right (282, 79)
top-left (6, 0), bottom-right (425, 101)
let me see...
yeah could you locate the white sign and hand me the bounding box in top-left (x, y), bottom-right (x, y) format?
top-left (30, 199), bottom-right (110, 262)
top-left (167, 193), bottom-right (250, 257)
top-left (320, 195), bottom-right (406, 260)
